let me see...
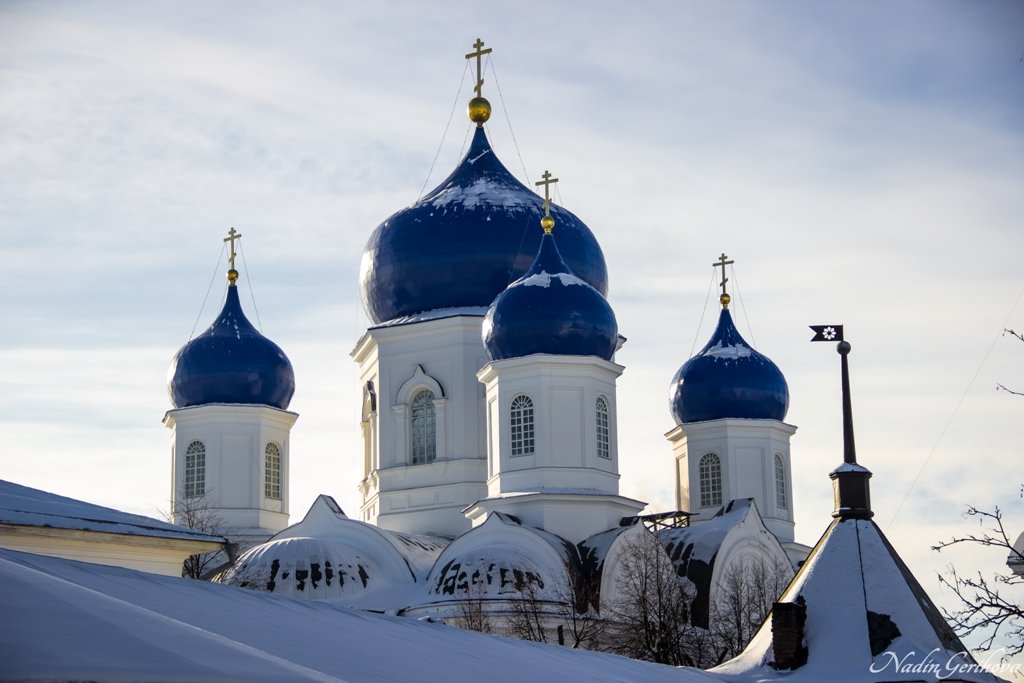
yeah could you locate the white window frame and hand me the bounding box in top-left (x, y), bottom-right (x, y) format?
top-left (775, 453), bottom-right (787, 510)
top-left (184, 440), bottom-right (205, 498)
top-left (510, 394), bottom-right (535, 456)
top-left (410, 389), bottom-right (437, 464)
top-left (595, 396), bottom-right (610, 460)
top-left (699, 452), bottom-right (722, 508)
top-left (265, 442), bottom-right (282, 500)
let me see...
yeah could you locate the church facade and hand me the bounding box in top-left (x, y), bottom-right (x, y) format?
top-left (165, 44), bottom-right (808, 641)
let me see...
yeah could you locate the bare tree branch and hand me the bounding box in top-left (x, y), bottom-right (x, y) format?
top-left (167, 493), bottom-right (228, 580)
top-left (933, 498), bottom-right (1024, 659)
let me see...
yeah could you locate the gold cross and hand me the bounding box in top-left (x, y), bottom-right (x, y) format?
top-left (714, 252), bottom-right (734, 296)
top-left (535, 170), bottom-right (559, 216)
top-left (224, 227), bottom-right (242, 271)
top-left (465, 38), bottom-right (492, 98)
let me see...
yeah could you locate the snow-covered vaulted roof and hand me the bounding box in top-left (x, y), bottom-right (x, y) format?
top-left (713, 516), bottom-right (1005, 683)
top-left (221, 495), bottom-right (448, 608)
top-left (0, 479), bottom-right (223, 543)
top-left (422, 512), bottom-right (581, 607)
top-left (1, 547), bottom-right (725, 683)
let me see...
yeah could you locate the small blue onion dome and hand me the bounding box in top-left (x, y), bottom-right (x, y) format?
top-left (670, 306), bottom-right (789, 424)
top-left (482, 230), bottom-right (617, 362)
top-left (168, 285), bottom-right (295, 410)
top-left (359, 126), bottom-right (608, 324)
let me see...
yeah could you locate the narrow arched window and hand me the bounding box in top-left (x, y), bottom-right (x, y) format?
top-left (596, 396), bottom-right (610, 460)
top-left (775, 453), bottom-right (787, 509)
top-left (184, 440), bottom-right (205, 498)
top-left (510, 395), bottom-right (534, 456)
top-left (699, 452), bottom-right (722, 508)
top-left (411, 389), bottom-right (436, 464)
top-left (265, 442), bottom-right (282, 500)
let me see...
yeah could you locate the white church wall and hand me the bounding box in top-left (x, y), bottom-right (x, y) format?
top-left (352, 315), bottom-right (491, 537)
top-left (164, 404), bottom-right (297, 538)
top-left (667, 418), bottom-right (797, 543)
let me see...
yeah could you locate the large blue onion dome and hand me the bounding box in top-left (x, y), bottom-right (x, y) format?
top-left (482, 224), bottom-right (617, 362)
top-left (670, 297), bottom-right (788, 424)
top-left (168, 277), bottom-right (295, 410)
top-left (359, 126), bottom-right (608, 324)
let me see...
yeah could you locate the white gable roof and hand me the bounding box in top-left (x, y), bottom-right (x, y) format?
top-left (0, 479), bottom-right (222, 543)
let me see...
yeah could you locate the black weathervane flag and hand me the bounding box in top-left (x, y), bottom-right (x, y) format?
top-left (809, 324), bottom-right (844, 342)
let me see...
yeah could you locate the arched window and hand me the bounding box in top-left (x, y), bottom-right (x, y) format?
top-left (510, 395), bottom-right (534, 456)
top-left (265, 442), bottom-right (282, 500)
top-left (410, 389), bottom-right (436, 464)
top-left (775, 453), bottom-right (787, 509)
top-left (699, 452), bottom-right (722, 508)
top-left (184, 440), bottom-right (205, 498)
top-left (596, 396), bottom-right (610, 460)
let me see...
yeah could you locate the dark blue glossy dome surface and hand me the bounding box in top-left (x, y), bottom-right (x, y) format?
top-left (359, 126), bottom-right (608, 324)
top-left (670, 308), bottom-right (788, 424)
top-left (483, 231), bottom-right (617, 362)
top-left (168, 286), bottom-right (295, 410)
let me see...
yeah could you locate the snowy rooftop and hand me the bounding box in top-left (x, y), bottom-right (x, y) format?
top-left (2, 548), bottom-right (722, 683)
top-left (0, 479), bottom-right (223, 543)
top-left (713, 517), bottom-right (1005, 683)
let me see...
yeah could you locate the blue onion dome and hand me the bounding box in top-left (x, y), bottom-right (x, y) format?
top-left (168, 270), bottom-right (295, 410)
top-left (482, 221), bottom-right (617, 362)
top-left (359, 126), bottom-right (608, 324)
top-left (670, 294), bottom-right (789, 424)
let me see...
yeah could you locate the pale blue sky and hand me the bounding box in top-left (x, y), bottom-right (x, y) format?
top-left (2, 0), bottom-right (1023, 667)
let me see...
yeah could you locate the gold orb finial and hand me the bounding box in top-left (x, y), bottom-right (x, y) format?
top-left (720, 292), bottom-right (731, 308)
top-left (468, 96), bottom-right (491, 124)
top-left (540, 214), bottom-right (555, 234)
top-left (465, 39), bottom-right (493, 126)
top-left (227, 268), bottom-right (239, 284)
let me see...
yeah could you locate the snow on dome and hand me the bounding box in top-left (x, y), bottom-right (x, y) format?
top-left (221, 536), bottom-right (378, 599)
top-left (424, 512), bottom-right (579, 604)
top-left (670, 308), bottom-right (788, 424)
top-left (359, 126), bottom-right (608, 324)
top-left (482, 231), bottom-right (618, 362)
top-left (167, 285), bottom-right (295, 410)
top-left (221, 495), bottom-right (449, 604)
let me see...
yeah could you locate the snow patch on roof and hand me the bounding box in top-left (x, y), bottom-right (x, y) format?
top-left (519, 271), bottom-right (588, 288)
top-left (700, 341), bottom-right (753, 360)
top-left (372, 306), bottom-right (488, 328)
top-left (428, 176), bottom-right (538, 213)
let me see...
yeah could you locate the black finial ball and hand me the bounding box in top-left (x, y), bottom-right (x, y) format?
top-left (837, 340), bottom-right (852, 355)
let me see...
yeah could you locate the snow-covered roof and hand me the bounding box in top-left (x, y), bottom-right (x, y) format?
top-left (713, 516), bottom-right (1005, 683)
top-left (221, 495), bottom-right (448, 609)
top-left (422, 512), bottom-right (580, 607)
top-left (0, 479), bottom-right (223, 543)
top-left (1, 548), bottom-right (722, 683)
top-left (656, 499), bottom-right (766, 627)
top-left (370, 306), bottom-right (488, 329)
